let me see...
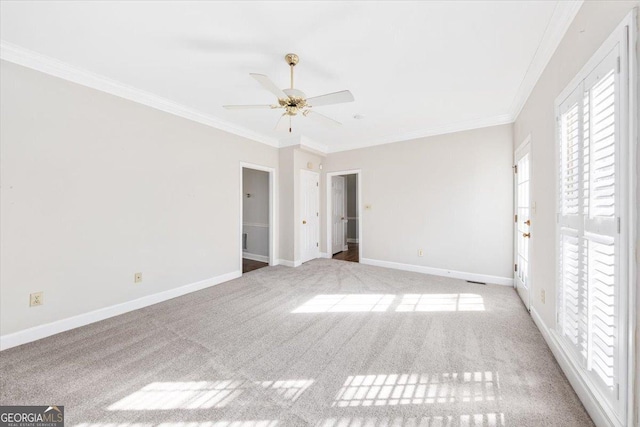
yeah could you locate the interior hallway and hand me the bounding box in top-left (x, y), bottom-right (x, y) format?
top-left (243, 258), bottom-right (269, 274)
top-left (332, 243), bottom-right (359, 263)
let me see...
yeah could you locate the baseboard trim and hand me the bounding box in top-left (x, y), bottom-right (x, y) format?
top-left (275, 259), bottom-right (302, 267)
top-left (319, 252), bottom-right (332, 259)
top-left (347, 238), bottom-right (359, 243)
top-left (530, 307), bottom-right (620, 427)
top-left (0, 270), bottom-right (241, 351)
top-left (360, 258), bottom-right (513, 286)
top-left (242, 252), bottom-right (269, 263)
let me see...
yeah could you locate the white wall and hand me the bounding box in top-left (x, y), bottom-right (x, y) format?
top-left (242, 168), bottom-right (269, 258)
top-left (323, 124), bottom-right (514, 282)
top-left (512, 2), bottom-right (639, 424)
top-left (277, 146), bottom-right (293, 263)
top-left (0, 60), bottom-right (279, 336)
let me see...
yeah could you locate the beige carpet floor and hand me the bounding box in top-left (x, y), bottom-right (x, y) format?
top-left (0, 259), bottom-right (593, 426)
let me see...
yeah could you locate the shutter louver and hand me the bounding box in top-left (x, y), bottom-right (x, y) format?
top-left (558, 88), bottom-right (588, 365)
top-left (559, 232), bottom-right (581, 345)
top-left (590, 70), bottom-right (616, 219)
top-left (587, 237), bottom-right (615, 388)
top-left (584, 64), bottom-right (618, 392)
top-left (561, 102), bottom-right (581, 217)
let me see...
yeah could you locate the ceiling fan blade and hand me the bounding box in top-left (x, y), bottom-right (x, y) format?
top-left (223, 104), bottom-right (275, 110)
top-left (306, 90), bottom-right (354, 107)
top-left (303, 110), bottom-right (342, 127)
top-left (250, 73), bottom-right (288, 99)
top-left (275, 114), bottom-right (293, 133)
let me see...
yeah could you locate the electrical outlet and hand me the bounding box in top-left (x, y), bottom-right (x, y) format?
top-left (30, 292), bottom-right (43, 307)
top-left (418, 249), bottom-right (424, 257)
top-left (134, 272), bottom-right (142, 283)
top-left (541, 290), bottom-right (545, 304)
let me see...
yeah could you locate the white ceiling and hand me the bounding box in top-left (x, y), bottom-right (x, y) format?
top-left (0, 1), bottom-right (582, 152)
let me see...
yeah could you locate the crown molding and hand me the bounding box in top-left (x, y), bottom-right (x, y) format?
top-left (299, 135), bottom-right (329, 156)
top-left (278, 134), bottom-right (303, 149)
top-left (326, 113), bottom-right (514, 153)
top-left (278, 134), bottom-right (329, 156)
top-left (0, 41), bottom-right (280, 148)
top-left (2, 0), bottom-right (584, 157)
top-left (509, 0), bottom-right (583, 120)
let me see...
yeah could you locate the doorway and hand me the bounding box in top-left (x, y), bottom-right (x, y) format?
top-left (514, 138), bottom-right (531, 310)
top-left (240, 163), bottom-right (275, 274)
top-left (327, 170), bottom-right (361, 263)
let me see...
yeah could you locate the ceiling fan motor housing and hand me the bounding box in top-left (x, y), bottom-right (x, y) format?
top-left (281, 88), bottom-right (307, 116)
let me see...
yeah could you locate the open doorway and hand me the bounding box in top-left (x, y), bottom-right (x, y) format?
top-left (240, 164), bottom-right (275, 274)
top-left (326, 170), bottom-right (361, 263)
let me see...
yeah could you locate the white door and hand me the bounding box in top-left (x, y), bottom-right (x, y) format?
top-left (332, 176), bottom-right (346, 254)
top-left (300, 170), bottom-right (320, 263)
top-left (514, 142), bottom-right (531, 310)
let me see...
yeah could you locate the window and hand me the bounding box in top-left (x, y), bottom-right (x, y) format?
top-left (555, 16), bottom-right (632, 424)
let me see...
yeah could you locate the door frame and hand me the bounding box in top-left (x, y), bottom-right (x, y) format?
top-left (239, 162), bottom-right (276, 272)
top-left (331, 175), bottom-right (347, 255)
top-left (326, 169), bottom-right (362, 262)
top-left (514, 135), bottom-right (532, 310)
top-left (299, 169), bottom-right (320, 263)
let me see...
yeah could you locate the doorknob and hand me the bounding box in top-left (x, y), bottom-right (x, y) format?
top-left (341, 217), bottom-right (345, 220)
top-left (523, 232), bottom-right (531, 238)
top-left (525, 219), bottom-right (531, 226)
top-left (302, 220), bottom-right (307, 224)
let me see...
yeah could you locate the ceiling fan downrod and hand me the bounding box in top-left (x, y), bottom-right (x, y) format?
top-left (285, 53), bottom-right (299, 89)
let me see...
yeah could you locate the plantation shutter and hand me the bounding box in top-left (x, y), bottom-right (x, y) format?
top-left (557, 46), bottom-right (620, 404)
top-left (558, 85), bottom-right (587, 365)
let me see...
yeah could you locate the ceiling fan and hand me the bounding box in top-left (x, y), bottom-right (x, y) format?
top-left (223, 53), bottom-right (354, 133)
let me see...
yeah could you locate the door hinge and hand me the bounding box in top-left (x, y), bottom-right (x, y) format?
top-left (316, 182), bottom-right (319, 187)
top-left (514, 214), bottom-right (518, 223)
top-left (514, 264), bottom-right (518, 272)
top-left (316, 212), bottom-right (319, 217)
top-left (316, 242), bottom-right (319, 247)
top-left (513, 164), bottom-right (518, 174)
top-left (616, 56), bottom-right (621, 73)
top-left (617, 217), bottom-right (621, 233)
top-left (616, 383), bottom-right (620, 400)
